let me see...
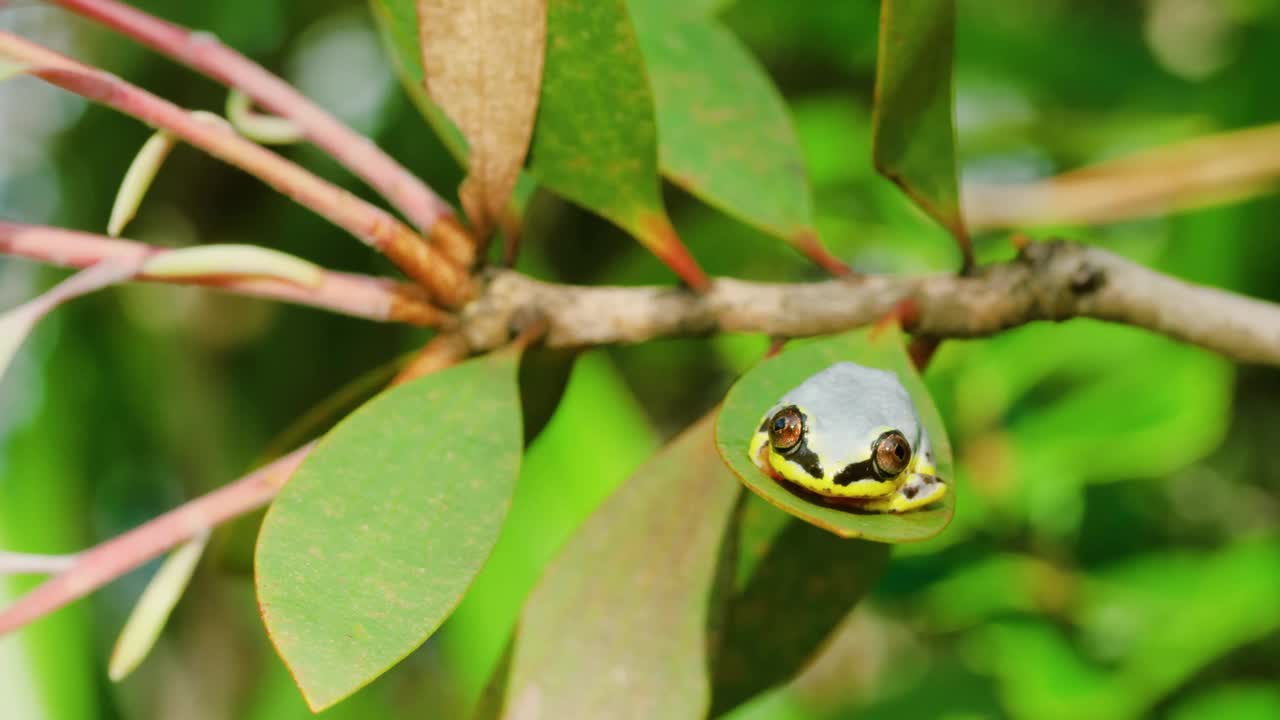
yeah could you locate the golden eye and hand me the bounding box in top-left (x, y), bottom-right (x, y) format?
top-left (768, 406), bottom-right (804, 452)
top-left (873, 431), bottom-right (911, 477)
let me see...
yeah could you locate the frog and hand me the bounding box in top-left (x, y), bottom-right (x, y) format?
top-left (748, 361), bottom-right (946, 513)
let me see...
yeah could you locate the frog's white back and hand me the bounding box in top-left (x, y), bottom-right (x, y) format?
top-left (777, 362), bottom-right (924, 448)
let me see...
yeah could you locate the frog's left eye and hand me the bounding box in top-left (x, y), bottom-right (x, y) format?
top-left (768, 406), bottom-right (804, 452)
top-left (873, 430), bottom-right (911, 477)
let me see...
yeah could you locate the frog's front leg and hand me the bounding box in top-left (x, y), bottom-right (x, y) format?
top-left (859, 472), bottom-right (946, 512)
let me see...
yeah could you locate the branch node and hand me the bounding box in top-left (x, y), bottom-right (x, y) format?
top-left (1068, 264), bottom-right (1106, 295)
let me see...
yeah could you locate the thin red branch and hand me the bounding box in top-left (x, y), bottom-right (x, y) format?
top-left (48, 0), bottom-right (460, 241)
top-left (0, 32), bottom-right (469, 305)
top-left (0, 444), bottom-right (313, 635)
top-left (0, 222), bottom-right (448, 326)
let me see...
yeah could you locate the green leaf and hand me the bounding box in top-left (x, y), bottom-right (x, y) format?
top-left (243, 643), bottom-right (399, 720)
top-left (715, 325), bottom-right (954, 541)
top-left (255, 351), bottom-right (523, 711)
top-left (530, 0), bottom-right (708, 289)
top-left (1169, 685), bottom-right (1280, 720)
top-left (633, 0), bottom-right (734, 21)
top-left (919, 553), bottom-right (1061, 632)
top-left (629, 7), bottom-right (848, 274)
top-left (930, 321), bottom-right (1232, 538)
top-left (710, 504), bottom-right (889, 715)
top-left (966, 541), bottom-right (1280, 720)
top-left (439, 351), bottom-right (658, 703)
top-left (371, 0), bottom-right (629, 260)
top-left (501, 413), bottom-right (741, 719)
top-left (1088, 541), bottom-right (1280, 712)
top-left (870, 0), bottom-right (969, 261)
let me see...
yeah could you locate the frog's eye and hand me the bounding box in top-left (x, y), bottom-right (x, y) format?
top-left (873, 430), bottom-right (911, 478)
top-left (768, 406), bottom-right (804, 452)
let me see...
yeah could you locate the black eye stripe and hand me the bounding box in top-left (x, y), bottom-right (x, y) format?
top-left (833, 459), bottom-right (888, 486)
top-left (786, 438), bottom-right (824, 479)
top-left (835, 430), bottom-right (912, 486)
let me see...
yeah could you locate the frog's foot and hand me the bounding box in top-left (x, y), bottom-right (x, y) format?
top-left (861, 473), bottom-right (946, 513)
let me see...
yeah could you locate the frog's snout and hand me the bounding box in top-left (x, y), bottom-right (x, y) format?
top-left (900, 473), bottom-right (945, 503)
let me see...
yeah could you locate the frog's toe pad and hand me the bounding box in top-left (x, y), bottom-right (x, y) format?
top-left (865, 473), bottom-right (946, 513)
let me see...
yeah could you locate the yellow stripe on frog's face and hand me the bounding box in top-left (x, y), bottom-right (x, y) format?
top-left (752, 411), bottom-right (899, 498)
top-left (746, 362), bottom-right (946, 512)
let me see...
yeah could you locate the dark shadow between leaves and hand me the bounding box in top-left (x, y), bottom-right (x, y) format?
top-left (708, 514), bottom-right (891, 716)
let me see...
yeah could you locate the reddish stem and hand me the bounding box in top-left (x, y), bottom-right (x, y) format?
top-left (0, 32), bottom-right (468, 305)
top-left (0, 222), bottom-right (447, 326)
top-left (49, 0), bottom-right (456, 238)
top-left (392, 331), bottom-right (471, 384)
top-left (0, 444), bottom-right (313, 635)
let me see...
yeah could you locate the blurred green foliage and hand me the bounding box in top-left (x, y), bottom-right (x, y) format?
top-left (1, 0), bottom-right (1277, 718)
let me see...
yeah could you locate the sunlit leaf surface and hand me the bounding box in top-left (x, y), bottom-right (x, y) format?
top-left (871, 0), bottom-right (968, 257)
top-left (629, 4), bottom-right (847, 274)
top-left (256, 351), bottom-right (523, 711)
top-left (499, 413), bottom-right (741, 719)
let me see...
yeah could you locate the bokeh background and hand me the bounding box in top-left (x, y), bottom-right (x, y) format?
top-left (1, 1), bottom-right (1278, 718)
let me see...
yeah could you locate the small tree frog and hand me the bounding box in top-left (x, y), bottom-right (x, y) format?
top-left (748, 362), bottom-right (946, 513)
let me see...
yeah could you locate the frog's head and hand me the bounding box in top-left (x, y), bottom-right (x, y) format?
top-left (748, 362), bottom-right (945, 513)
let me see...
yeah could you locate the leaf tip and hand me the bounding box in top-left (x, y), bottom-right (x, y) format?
top-left (634, 213), bottom-right (710, 292)
top-left (108, 130), bottom-right (177, 237)
top-left (226, 89), bottom-right (304, 145)
top-left (108, 533), bottom-right (209, 683)
top-left (792, 230), bottom-right (852, 277)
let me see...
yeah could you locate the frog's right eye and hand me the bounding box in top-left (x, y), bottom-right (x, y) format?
top-left (872, 430), bottom-right (911, 478)
top-left (768, 406), bottom-right (804, 452)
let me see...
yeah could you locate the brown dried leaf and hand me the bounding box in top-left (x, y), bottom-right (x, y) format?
top-left (419, 0), bottom-right (546, 238)
top-left (964, 123), bottom-right (1280, 232)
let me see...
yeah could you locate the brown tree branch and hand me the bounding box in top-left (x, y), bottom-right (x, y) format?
top-left (965, 123), bottom-right (1280, 232)
top-left (0, 32), bottom-right (470, 305)
top-left (0, 223), bottom-right (449, 326)
top-left (5, 237), bottom-right (1277, 633)
top-left (460, 240), bottom-right (1280, 365)
top-left (46, 0), bottom-right (471, 259)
